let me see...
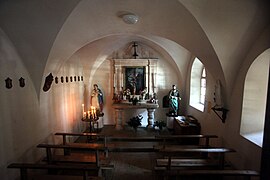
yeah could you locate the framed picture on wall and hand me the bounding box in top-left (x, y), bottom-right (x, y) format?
top-left (125, 66), bottom-right (145, 95)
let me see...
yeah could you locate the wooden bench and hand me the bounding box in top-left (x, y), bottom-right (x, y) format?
top-left (154, 167), bottom-right (260, 180)
top-left (7, 163), bottom-right (104, 180)
top-left (155, 134), bottom-right (218, 148)
top-left (156, 158), bottom-right (219, 168)
top-left (106, 136), bottom-right (159, 152)
top-left (55, 132), bottom-right (109, 156)
top-left (36, 143), bottom-right (109, 167)
top-left (157, 147), bottom-right (236, 170)
top-left (55, 132), bottom-right (106, 145)
top-left (55, 133), bottom-right (160, 154)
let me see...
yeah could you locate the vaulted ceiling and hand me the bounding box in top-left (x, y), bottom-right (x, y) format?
top-left (0, 0), bottom-right (269, 94)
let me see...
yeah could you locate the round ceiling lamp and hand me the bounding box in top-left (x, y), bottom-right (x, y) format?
top-left (122, 14), bottom-right (139, 24)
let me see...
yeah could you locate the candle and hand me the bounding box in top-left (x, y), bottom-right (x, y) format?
top-left (82, 104), bottom-right (85, 116)
top-left (87, 111), bottom-right (90, 119)
top-left (94, 108), bottom-right (96, 119)
top-left (121, 73), bottom-right (124, 87)
top-left (152, 73), bottom-right (155, 93)
top-left (113, 73), bottom-right (116, 87)
top-left (90, 106), bottom-right (93, 115)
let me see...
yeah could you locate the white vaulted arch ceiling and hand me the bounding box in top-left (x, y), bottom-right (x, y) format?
top-left (45, 0), bottom-right (224, 90)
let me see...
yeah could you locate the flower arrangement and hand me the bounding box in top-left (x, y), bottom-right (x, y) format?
top-left (127, 114), bottom-right (142, 130)
top-left (123, 88), bottom-right (131, 96)
top-left (153, 120), bottom-right (166, 130)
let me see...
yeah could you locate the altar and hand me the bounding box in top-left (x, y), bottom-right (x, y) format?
top-left (112, 102), bottom-right (159, 130)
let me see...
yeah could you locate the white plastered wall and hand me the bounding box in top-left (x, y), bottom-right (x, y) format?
top-left (0, 29), bottom-right (45, 179)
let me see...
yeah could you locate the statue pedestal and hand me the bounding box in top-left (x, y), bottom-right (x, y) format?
top-left (166, 115), bottom-right (184, 129)
top-left (97, 116), bottom-right (104, 129)
top-left (166, 116), bottom-right (174, 129)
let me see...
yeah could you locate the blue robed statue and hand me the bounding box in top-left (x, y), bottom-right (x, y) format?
top-left (168, 84), bottom-right (181, 116)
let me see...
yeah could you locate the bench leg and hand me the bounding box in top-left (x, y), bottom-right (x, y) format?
top-left (218, 153), bottom-right (225, 169)
top-left (83, 170), bottom-right (89, 180)
top-left (64, 148), bottom-right (71, 156)
top-left (105, 149), bottom-right (109, 158)
top-left (20, 168), bottom-right (27, 180)
top-left (46, 148), bottom-right (53, 164)
top-left (244, 177), bottom-right (251, 180)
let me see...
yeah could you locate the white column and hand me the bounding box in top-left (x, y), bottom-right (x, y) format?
top-left (147, 108), bottom-right (156, 128)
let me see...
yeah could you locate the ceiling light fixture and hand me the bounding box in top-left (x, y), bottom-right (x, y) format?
top-left (122, 14), bottom-right (139, 24)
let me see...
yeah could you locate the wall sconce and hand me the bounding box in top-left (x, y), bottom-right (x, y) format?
top-left (211, 106), bottom-right (229, 123)
top-left (122, 14), bottom-right (139, 24)
top-left (5, 77), bottom-right (12, 89)
top-left (55, 77), bottom-right (58, 84)
top-left (19, 77), bottom-right (25, 88)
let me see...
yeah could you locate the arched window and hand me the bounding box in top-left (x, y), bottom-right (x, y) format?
top-left (200, 68), bottom-right (206, 104)
top-left (240, 49), bottom-right (269, 147)
top-left (190, 58), bottom-right (206, 112)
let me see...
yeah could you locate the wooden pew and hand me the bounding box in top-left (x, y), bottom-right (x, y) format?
top-left (54, 132), bottom-right (108, 156)
top-left (156, 147), bottom-right (236, 170)
top-left (106, 136), bottom-right (159, 152)
top-left (54, 133), bottom-right (160, 154)
top-left (55, 132), bottom-right (106, 145)
top-left (55, 133), bottom-right (160, 154)
top-left (7, 163), bottom-right (103, 180)
top-left (36, 143), bottom-right (109, 167)
top-left (155, 134), bottom-right (218, 148)
top-left (154, 167), bottom-right (260, 180)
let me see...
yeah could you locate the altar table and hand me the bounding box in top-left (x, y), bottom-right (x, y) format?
top-left (112, 102), bottom-right (159, 130)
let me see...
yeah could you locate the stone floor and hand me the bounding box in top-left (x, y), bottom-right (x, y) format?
top-left (75, 126), bottom-right (242, 180)
top-left (85, 125), bottom-right (171, 180)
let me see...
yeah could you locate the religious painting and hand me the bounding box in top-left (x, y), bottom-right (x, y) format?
top-left (125, 67), bottom-right (145, 95)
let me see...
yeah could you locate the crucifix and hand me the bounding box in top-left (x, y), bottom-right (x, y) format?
top-left (132, 42), bottom-right (138, 59)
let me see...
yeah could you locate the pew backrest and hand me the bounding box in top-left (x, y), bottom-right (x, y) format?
top-left (37, 143), bottom-right (107, 166)
top-left (7, 163), bottom-right (100, 180)
top-left (55, 132), bottom-right (106, 145)
top-left (155, 134), bottom-right (218, 147)
top-left (154, 168), bottom-right (260, 180)
top-left (158, 147), bottom-right (235, 169)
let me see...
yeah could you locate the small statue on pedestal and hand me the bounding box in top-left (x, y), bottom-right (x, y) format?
top-left (168, 84), bottom-right (181, 116)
